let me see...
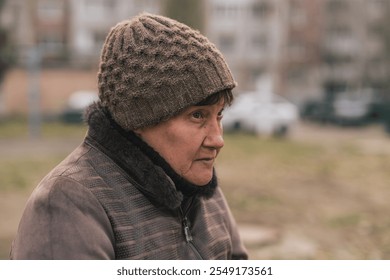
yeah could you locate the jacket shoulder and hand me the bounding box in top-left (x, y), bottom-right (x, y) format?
top-left (11, 174), bottom-right (115, 259)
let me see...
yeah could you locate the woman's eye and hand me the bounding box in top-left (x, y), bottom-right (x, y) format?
top-left (217, 110), bottom-right (224, 119)
top-left (192, 111), bottom-right (204, 119)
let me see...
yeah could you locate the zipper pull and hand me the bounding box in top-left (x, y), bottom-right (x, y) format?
top-left (183, 217), bottom-right (193, 242)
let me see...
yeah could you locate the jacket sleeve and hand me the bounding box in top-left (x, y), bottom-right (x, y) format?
top-left (218, 189), bottom-right (249, 260)
top-left (10, 176), bottom-right (115, 260)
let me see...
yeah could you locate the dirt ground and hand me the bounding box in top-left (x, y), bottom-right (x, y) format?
top-left (231, 123), bottom-right (390, 259)
top-left (0, 121), bottom-right (389, 259)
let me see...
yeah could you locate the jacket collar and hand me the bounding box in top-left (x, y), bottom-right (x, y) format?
top-left (84, 103), bottom-right (183, 210)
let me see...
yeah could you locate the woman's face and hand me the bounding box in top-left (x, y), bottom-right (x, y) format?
top-left (136, 99), bottom-right (225, 186)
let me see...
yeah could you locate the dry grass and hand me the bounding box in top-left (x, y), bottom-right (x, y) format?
top-left (218, 126), bottom-right (390, 259)
top-left (0, 121), bottom-right (389, 259)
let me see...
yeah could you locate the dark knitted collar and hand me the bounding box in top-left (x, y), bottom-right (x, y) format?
top-left (84, 103), bottom-right (217, 209)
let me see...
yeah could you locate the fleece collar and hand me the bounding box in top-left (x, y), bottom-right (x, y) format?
top-left (84, 103), bottom-right (217, 210)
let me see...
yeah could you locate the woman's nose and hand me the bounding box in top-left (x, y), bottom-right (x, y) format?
top-left (203, 121), bottom-right (224, 150)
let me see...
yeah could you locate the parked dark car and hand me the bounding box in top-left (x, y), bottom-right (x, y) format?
top-left (379, 101), bottom-right (390, 134)
top-left (301, 88), bottom-right (384, 127)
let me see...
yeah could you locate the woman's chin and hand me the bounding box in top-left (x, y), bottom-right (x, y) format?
top-left (185, 172), bottom-right (213, 186)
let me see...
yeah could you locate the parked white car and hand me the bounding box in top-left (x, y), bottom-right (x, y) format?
top-left (223, 92), bottom-right (299, 137)
top-left (61, 90), bottom-right (99, 123)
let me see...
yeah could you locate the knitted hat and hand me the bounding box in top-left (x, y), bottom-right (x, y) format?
top-left (97, 13), bottom-right (236, 131)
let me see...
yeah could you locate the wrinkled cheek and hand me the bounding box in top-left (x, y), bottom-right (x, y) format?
top-left (184, 162), bottom-right (214, 186)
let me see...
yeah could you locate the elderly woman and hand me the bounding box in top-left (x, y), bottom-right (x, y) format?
top-left (11, 13), bottom-right (248, 260)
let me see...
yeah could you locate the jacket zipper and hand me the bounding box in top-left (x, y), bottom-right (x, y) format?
top-left (180, 197), bottom-right (203, 260)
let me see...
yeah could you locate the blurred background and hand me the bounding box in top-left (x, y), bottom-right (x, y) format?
top-left (0, 0), bottom-right (389, 259)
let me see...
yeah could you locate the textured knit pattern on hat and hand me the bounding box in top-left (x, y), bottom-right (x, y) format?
top-left (98, 13), bottom-right (236, 131)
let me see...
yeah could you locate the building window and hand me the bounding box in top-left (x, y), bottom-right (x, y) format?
top-left (39, 32), bottom-right (64, 53)
top-left (105, 0), bottom-right (117, 10)
top-left (371, 0), bottom-right (387, 8)
top-left (251, 68), bottom-right (264, 84)
top-left (85, 0), bottom-right (116, 14)
top-left (327, 0), bottom-right (348, 12)
top-left (218, 34), bottom-right (236, 53)
top-left (287, 67), bottom-right (305, 84)
top-left (290, 1), bottom-right (307, 26)
top-left (93, 31), bottom-right (107, 51)
top-left (289, 40), bottom-right (306, 58)
top-left (252, 1), bottom-right (272, 18)
top-left (328, 25), bottom-right (352, 39)
top-left (214, 4), bottom-right (239, 17)
top-left (252, 34), bottom-right (268, 51)
top-left (368, 0), bottom-right (387, 20)
top-left (37, 0), bottom-right (63, 20)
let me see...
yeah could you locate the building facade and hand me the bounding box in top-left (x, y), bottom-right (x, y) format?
top-left (1, 0), bottom-right (161, 67)
top-left (1, 0), bottom-right (389, 105)
top-left (68, 0), bottom-right (160, 67)
top-left (205, 0), bottom-right (283, 94)
top-left (321, 0), bottom-right (389, 97)
top-left (277, 0), bottom-right (324, 104)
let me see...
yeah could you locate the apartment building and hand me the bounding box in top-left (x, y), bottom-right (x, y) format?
top-left (205, 0), bottom-right (326, 103)
top-left (207, 0), bottom-right (389, 103)
top-left (277, 0), bottom-right (324, 104)
top-left (69, 0), bottom-right (160, 67)
top-left (1, 0), bottom-right (70, 65)
top-left (205, 0), bottom-right (282, 93)
top-left (1, 0), bottom-right (388, 103)
top-left (322, 0), bottom-right (389, 96)
top-left (1, 0), bottom-right (161, 67)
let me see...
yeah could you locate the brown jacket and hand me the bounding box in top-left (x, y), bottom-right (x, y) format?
top-left (11, 104), bottom-right (247, 260)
